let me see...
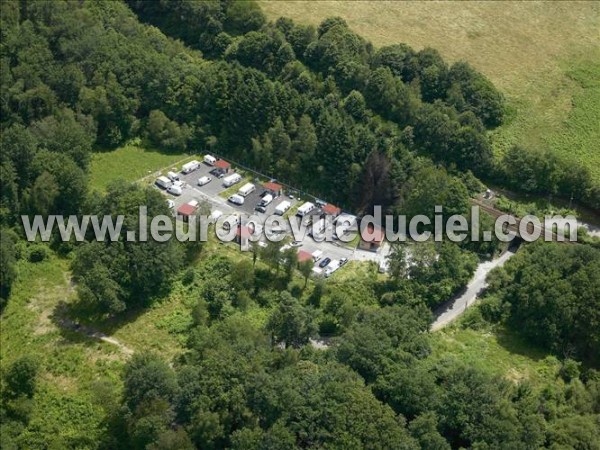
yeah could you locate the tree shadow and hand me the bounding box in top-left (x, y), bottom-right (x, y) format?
top-left (494, 326), bottom-right (551, 362)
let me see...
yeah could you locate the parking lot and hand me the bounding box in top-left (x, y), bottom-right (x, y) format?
top-left (155, 158), bottom-right (390, 278)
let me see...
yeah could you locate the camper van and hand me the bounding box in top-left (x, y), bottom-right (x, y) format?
top-left (181, 160), bottom-right (200, 174)
top-left (204, 154), bottom-right (216, 166)
top-left (238, 183), bottom-right (255, 197)
top-left (228, 194), bottom-right (245, 206)
top-left (167, 184), bottom-right (183, 196)
top-left (167, 171), bottom-right (180, 182)
top-left (222, 173), bottom-right (242, 187)
top-left (260, 194), bottom-right (274, 207)
top-left (296, 201), bottom-right (315, 217)
top-left (155, 176), bottom-right (172, 190)
top-left (274, 200), bottom-right (291, 215)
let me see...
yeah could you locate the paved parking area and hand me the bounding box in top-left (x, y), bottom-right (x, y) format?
top-left (154, 160), bottom-right (388, 277)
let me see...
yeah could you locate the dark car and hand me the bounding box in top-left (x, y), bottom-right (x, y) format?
top-left (318, 257), bottom-right (331, 268)
top-left (255, 205), bottom-right (267, 213)
top-left (209, 168), bottom-right (226, 178)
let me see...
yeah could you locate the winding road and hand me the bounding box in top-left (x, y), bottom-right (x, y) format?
top-left (431, 248), bottom-right (517, 331)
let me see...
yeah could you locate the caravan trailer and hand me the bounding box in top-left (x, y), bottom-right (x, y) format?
top-left (181, 160), bottom-right (200, 174)
top-left (296, 201), bottom-right (315, 217)
top-left (238, 183), bottom-right (256, 197)
top-left (222, 173), bottom-right (242, 187)
top-left (204, 154), bottom-right (216, 166)
top-left (155, 176), bottom-right (172, 190)
top-left (274, 200), bottom-right (291, 215)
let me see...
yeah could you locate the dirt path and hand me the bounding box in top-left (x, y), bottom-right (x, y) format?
top-left (54, 302), bottom-right (134, 356)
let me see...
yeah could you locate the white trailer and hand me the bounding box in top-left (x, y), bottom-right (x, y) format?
top-left (222, 173), bottom-right (242, 187)
top-left (155, 176), bottom-right (172, 190)
top-left (204, 154), bottom-right (216, 166)
top-left (181, 160), bottom-right (200, 174)
top-left (296, 201), bottom-right (315, 217)
top-left (238, 182), bottom-right (255, 197)
top-left (274, 200), bottom-right (291, 215)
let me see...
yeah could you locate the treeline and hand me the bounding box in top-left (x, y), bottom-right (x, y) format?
top-left (106, 287), bottom-right (600, 449)
top-left (0, 0), bottom-right (495, 305)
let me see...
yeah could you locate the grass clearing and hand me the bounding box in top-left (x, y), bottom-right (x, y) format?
top-left (260, 1), bottom-right (600, 184)
top-left (90, 141), bottom-right (191, 192)
top-left (430, 322), bottom-right (561, 386)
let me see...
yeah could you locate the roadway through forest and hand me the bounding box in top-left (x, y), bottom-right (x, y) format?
top-left (430, 248), bottom-right (517, 331)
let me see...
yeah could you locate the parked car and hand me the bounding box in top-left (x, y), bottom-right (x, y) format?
top-left (167, 184), bottom-right (183, 196)
top-left (260, 194), bottom-right (274, 207)
top-left (197, 176), bottom-right (212, 186)
top-left (210, 168), bottom-right (226, 178)
top-left (318, 257), bottom-right (331, 268)
top-left (339, 257), bottom-right (348, 266)
top-left (228, 194), bottom-right (244, 205)
top-left (255, 205), bottom-right (267, 213)
top-left (166, 199), bottom-right (175, 209)
top-left (290, 241), bottom-right (302, 247)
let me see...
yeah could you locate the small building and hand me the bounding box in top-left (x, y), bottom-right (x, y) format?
top-left (236, 224), bottom-right (252, 251)
top-left (321, 203), bottom-right (342, 218)
top-left (358, 224), bottom-right (385, 252)
top-left (177, 202), bottom-right (198, 222)
top-left (297, 250), bottom-right (313, 265)
top-left (214, 159), bottom-right (231, 173)
top-left (263, 181), bottom-right (283, 197)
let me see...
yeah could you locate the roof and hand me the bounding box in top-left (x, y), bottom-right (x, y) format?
top-left (322, 204), bottom-right (342, 216)
top-left (214, 159), bottom-right (231, 169)
top-left (263, 181), bottom-right (283, 192)
top-left (361, 224), bottom-right (385, 243)
top-left (297, 250), bottom-right (313, 263)
top-left (236, 224), bottom-right (252, 239)
top-left (177, 203), bottom-right (198, 216)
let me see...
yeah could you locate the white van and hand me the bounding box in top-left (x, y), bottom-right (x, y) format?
top-left (238, 182), bottom-right (255, 197)
top-left (210, 210), bottom-right (223, 222)
top-left (312, 250), bottom-right (323, 262)
top-left (260, 194), bottom-right (274, 207)
top-left (167, 171), bottom-right (180, 182)
top-left (181, 160), bottom-right (200, 174)
top-left (167, 184), bottom-right (183, 196)
top-left (204, 154), bottom-right (216, 166)
top-left (296, 201), bottom-right (315, 217)
top-left (228, 194), bottom-right (245, 205)
top-left (222, 173), bottom-right (242, 187)
top-left (197, 176), bottom-right (211, 186)
top-left (274, 200), bottom-right (291, 215)
top-left (155, 176), bottom-right (172, 190)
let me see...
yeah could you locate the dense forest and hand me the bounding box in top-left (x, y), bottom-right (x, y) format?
top-left (1, 1), bottom-right (599, 448)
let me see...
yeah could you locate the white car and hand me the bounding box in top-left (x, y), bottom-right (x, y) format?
top-left (228, 194), bottom-right (244, 205)
top-left (166, 199), bottom-right (175, 209)
top-left (197, 176), bottom-right (212, 186)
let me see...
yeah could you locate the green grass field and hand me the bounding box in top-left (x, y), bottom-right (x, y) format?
top-left (89, 141), bottom-right (192, 192)
top-left (260, 1), bottom-right (600, 184)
